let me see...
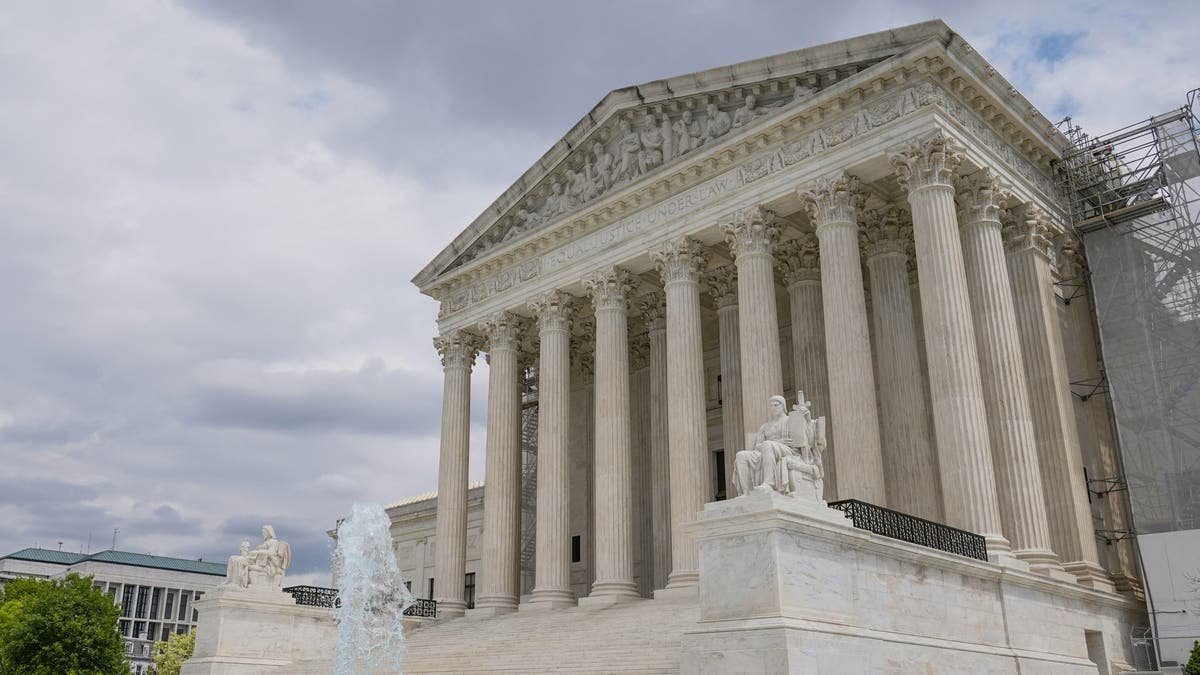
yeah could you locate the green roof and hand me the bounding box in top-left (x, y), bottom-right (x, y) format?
top-left (1, 548), bottom-right (227, 577)
top-left (2, 548), bottom-right (87, 565)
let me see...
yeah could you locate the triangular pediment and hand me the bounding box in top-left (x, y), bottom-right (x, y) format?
top-left (412, 20), bottom-right (1024, 291)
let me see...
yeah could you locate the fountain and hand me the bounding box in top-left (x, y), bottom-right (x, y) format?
top-left (333, 502), bottom-right (414, 675)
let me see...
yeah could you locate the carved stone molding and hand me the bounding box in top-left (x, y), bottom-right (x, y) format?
top-left (705, 265), bottom-right (738, 309)
top-left (890, 130), bottom-right (963, 193)
top-left (775, 231), bottom-right (821, 286)
top-left (798, 172), bottom-right (865, 230)
top-left (1002, 205), bottom-right (1055, 260)
top-left (956, 168), bottom-right (1009, 226)
top-left (528, 290), bottom-right (576, 334)
top-left (480, 312), bottom-right (524, 352)
top-left (860, 205), bottom-right (911, 260)
top-left (651, 237), bottom-right (709, 286)
top-left (583, 266), bottom-right (635, 313)
top-left (434, 330), bottom-right (482, 370)
top-left (722, 206), bottom-right (781, 259)
top-left (638, 291), bottom-right (666, 332)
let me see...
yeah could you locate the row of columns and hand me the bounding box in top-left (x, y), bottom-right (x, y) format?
top-left (431, 129), bottom-right (1114, 616)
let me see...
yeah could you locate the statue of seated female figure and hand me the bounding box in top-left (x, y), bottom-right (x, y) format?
top-left (733, 392), bottom-right (826, 500)
top-left (224, 525), bottom-right (291, 590)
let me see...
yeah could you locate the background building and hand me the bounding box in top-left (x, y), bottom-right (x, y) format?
top-left (0, 547), bottom-right (226, 675)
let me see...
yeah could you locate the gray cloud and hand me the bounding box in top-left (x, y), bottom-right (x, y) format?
top-left (1, 1), bottom-right (1197, 586)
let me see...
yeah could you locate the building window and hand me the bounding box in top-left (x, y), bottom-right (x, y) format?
top-left (713, 450), bottom-right (727, 501)
top-left (149, 588), bottom-right (161, 618)
top-left (427, 578), bottom-right (434, 600)
top-left (134, 586), bottom-right (148, 619)
top-left (177, 594), bottom-right (189, 621)
top-left (121, 586), bottom-right (135, 617)
top-left (134, 621), bottom-right (146, 640)
top-left (464, 573), bottom-right (476, 610)
top-left (571, 535), bottom-right (582, 563)
top-left (164, 591), bottom-right (174, 619)
top-left (125, 641), bottom-right (134, 654)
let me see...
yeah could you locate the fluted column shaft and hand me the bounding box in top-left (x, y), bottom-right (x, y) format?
top-left (957, 176), bottom-right (1059, 570)
top-left (641, 294), bottom-right (671, 591)
top-left (432, 330), bottom-right (480, 617)
top-left (862, 212), bottom-right (941, 521)
top-left (525, 292), bottom-right (576, 608)
top-left (800, 174), bottom-right (886, 504)
top-left (474, 315), bottom-right (524, 613)
top-left (651, 237), bottom-right (708, 589)
top-left (891, 134), bottom-right (1009, 555)
top-left (707, 267), bottom-right (742, 498)
top-left (584, 268), bottom-right (639, 600)
top-left (723, 208), bottom-right (783, 429)
top-left (1005, 211), bottom-right (1112, 590)
top-left (779, 234), bottom-right (835, 499)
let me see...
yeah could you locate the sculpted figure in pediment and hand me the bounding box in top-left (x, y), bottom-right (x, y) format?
top-left (565, 168), bottom-right (589, 205)
top-left (504, 207), bottom-right (543, 241)
top-left (701, 102), bottom-right (732, 145)
top-left (589, 141), bottom-right (615, 192)
top-left (672, 109), bottom-right (702, 159)
top-left (638, 112), bottom-right (664, 175)
top-left (615, 119), bottom-right (643, 183)
top-left (543, 181), bottom-right (578, 218)
top-left (732, 94), bottom-right (762, 128)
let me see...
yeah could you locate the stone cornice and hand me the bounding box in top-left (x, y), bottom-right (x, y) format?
top-left (416, 25), bottom-right (1067, 299)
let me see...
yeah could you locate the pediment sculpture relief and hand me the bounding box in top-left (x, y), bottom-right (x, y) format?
top-left (463, 83), bottom-right (824, 265)
top-left (733, 391), bottom-right (827, 502)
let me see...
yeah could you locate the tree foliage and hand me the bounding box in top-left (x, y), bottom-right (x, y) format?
top-left (1186, 639), bottom-right (1200, 675)
top-left (151, 628), bottom-right (196, 675)
top-left (0, 573), bottom-right (127, 674)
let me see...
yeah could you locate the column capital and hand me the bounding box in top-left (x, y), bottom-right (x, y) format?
top-left (776, 231), bottom-right (821, 286)
top-left (528, 290), bottom-right (576, 333)
top-left (480, 312), bottom-right (524, 352)
top-left (956, 168), bottom-right (1010, 227)
top-left (651, 237), bottom-right (709, 285)
top-left (889, 130), bottom-right (963, 193)
top-left (638, 291), bottom-right (666, 332)
top-left (721, 206), bottom-right (781, 258)
top-left (860, 205), bottom-right (911, 260)
top-left (1002, 205), bottom-right (1055, 260)
top-left (583, 266), bottom-right (635, 313)
top-left (434, 330), bottom-right (482, 370)
top-left (704, 265), bottom-right (738, 309)
top-left (799, 171), bottom-right (864, 229)
top-left (1054, 233), bottom-right (1087, 281)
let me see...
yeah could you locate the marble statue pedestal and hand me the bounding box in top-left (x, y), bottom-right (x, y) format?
top-left (681, 490), bottom-right (1143, 674)
top-left (181, 586), bottom-right (336, 675)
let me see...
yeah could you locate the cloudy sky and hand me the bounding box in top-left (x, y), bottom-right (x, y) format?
top-left (1, 1), bottom-right (1196, 585)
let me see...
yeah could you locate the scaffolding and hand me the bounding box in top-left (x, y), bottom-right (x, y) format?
top-left (1057, 87), bottom-right (1200, 668)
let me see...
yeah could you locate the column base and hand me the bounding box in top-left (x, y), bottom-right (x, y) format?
top-left (1062, 560), bottom-right (1117, 593)
top-left (664, 569), bottom-right (699, 589)
top-left (435, 598), bottom-right (467, 619)
top-left (1013, 548), bottom-right (1075, 581)
top-left (521, 588), bottom-right (576, 611)
top-left (983, 534), bottom-right (1013, 565)
top-left (466, 595), bottom-right (518, 619)
top-left (578, 586), bottom-right (643, 608)
top-left (653, 584), bottom-right (699, 601)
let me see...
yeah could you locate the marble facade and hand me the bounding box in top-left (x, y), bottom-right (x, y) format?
top-left (410, 19), bottom-right (1146, 669)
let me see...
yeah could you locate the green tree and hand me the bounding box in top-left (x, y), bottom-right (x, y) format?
top-left (1186, 639), bottom-right (1200, 675)
top-left (0, 573), bottom-right (127, 675)
top-left (151, 629), bottom-right (196, 675)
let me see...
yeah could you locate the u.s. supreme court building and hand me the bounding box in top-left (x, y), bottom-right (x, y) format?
top-left (397, 20), bottom-right (1178, 674)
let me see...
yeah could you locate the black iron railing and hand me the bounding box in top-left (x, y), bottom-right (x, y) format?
top-left (828, 499), bottom-right (988, 561)
top-left (282, 585), bottom-right (437, 617)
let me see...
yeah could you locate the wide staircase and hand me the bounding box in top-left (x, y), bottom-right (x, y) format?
top-left (375, 593), bottom-right (696, 674)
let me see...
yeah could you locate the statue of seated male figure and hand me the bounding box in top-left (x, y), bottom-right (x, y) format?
top-left (732, 391), bottom-right (827, 501)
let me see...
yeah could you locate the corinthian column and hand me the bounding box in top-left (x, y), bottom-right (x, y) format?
top-left (861, 207), bottom-right (942, 521)
top-left (582, 267), bottom-right (639, 602)
top-left (432, 329), bottom-right (481, 618)
top-left (777, 232), bottom-right (835, 499)
top-left (524, 291), bottom-right (576, 609)
top-left (722, 207), bottom-right (783, 429)
top-left (1005, 207), bottom-right (1113, 590)
top-left (471, 313), bottom-right (524, 616)
top-left (799, 173), bottom-right (886, 505)
top-left (890, 132), bottom-right (1010, 557)
top-left (639, 292), bottom-right (671, 591)
top-left (705, 265), bottom-right (742, 498)
top-left (956, 172), bottom-right (1060, 571)
top-left (650, 237), bottom-right (708, 589)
